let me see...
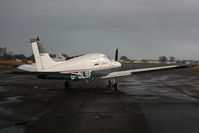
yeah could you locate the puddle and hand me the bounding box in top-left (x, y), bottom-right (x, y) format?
top-left (0, 121), bottom-right (10, 128)
top-left (0, 108), bottom-right (13, 115)
top-left (31, 109), bottom-right (51, 121)
top-left (0, 96), bottom-right (24, 105)
top-left (104, 90), bottom-right (114, 93)
top-left (0, 126), bottom-right (24, 133)
top-left (0, 86), bottom-right (5, 92)
top-left (134, 95), bottom-right (160, 100)
top-left (0, 86), bottom-right (11, 92)
top-left (34, 86), bottom-right (38, 89)
top-left (14, 120), bottom-right (30, 126)
top-left (192, 84), bottom-right (199, 90)
top-left (90, 114), bottom-right (114, 119)
top-left (120, 75), bottom-right (199, 102)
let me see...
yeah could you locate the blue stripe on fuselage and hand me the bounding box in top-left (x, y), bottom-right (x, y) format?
top-left (37, 67), bottom-right (120, 80)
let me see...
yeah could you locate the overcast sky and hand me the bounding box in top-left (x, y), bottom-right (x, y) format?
top-left (0, 0), bottom-right (199, 60)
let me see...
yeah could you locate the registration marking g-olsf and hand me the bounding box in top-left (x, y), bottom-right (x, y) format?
top-left (71, 71), bottom-right (92, 80)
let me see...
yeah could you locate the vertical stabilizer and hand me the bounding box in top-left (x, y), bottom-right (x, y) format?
top-left (30, 37), bottom-right (60, 71)
top-left (31, 41), bottom-right (43, 70)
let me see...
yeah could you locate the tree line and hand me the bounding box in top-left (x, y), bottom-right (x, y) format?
top-left (120, 55), bottom-right (177, 63)
top-left (0, 46), bottom-right (68, 61)
top-left (0, 46), bottom-right (193, 64)
top-left (158, 56), bottom-right (176, 63)
top-left (0, 46), bottom-right (34, 60)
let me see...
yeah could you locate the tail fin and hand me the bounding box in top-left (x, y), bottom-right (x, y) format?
top-left (30, 37), bottom-right (59, 71)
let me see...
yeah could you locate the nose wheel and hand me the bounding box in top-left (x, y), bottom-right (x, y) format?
top-left (108, 78), bottom-right (119, 91)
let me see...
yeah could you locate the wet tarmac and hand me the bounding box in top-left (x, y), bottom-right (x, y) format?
top-left (0, 68), bottom-right (199, 133)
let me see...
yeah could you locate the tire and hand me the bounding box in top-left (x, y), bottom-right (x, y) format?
top-left (113, 83), bottom-right (119, 91)
top-left (108, 80), bottom-right (113, 88)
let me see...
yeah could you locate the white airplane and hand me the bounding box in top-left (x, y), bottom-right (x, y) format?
top-left (16, 37), bottom-right (194, 90)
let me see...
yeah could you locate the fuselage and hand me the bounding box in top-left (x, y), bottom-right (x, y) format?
top-left (18, 53), bottom-right (121, 80)
top-left (43, 53), bottom-right (121, 72)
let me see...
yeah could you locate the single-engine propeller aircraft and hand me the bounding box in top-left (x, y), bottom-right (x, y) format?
top-left (15, 37), bottom-right (195, 90)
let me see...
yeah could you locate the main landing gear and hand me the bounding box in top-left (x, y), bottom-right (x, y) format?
top-left (108, 78), bottom-right (119, 91)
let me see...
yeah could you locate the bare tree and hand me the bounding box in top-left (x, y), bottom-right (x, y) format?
top-left (169, 56), bottom-right (176, 62)
top-left (27, 54), bottom-right (34, 60)
top-left (159, 56), bottom-right (168, 64)
top-left (0, 47), bottom-right (3, 57)
top-left (120, 56), bottom-right (130, 61)
top-left (0, 47), bottom-right (7, 57)
top-left (14, 54), bottom-right (26, 59)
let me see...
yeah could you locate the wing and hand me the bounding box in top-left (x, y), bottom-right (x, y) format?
top-left (102, 64), bottom-right (195, 79)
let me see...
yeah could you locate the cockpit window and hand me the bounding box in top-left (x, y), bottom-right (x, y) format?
top-left (99, 56), bottom-right (109, 65)
top-left (92, 56), bottom-right (110, 66)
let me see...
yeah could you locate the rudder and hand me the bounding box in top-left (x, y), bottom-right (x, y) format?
top-left (30, 37), bottom-right (60, 71)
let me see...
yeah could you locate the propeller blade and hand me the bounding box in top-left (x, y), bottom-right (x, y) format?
top-left (115, 48), bottom-right (118, 61)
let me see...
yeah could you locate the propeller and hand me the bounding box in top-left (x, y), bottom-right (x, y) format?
top-left (115, 48), bottom-right (118, 61)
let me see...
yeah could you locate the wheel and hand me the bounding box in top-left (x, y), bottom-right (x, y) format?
top-left (113, 82), bottom-right (119, 91)
top-left (107, 80), bottom-right (113, 88)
